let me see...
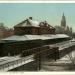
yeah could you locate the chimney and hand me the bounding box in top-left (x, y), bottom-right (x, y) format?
top-left (29, 17), bottom-right (33, 20)
top-left (44, 21), bottom-right (47, 26)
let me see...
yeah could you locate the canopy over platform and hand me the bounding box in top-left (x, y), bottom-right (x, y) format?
top-left (1, 34), bottom-right (70, 43)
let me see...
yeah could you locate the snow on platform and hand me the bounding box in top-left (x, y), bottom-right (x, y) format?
top-left (0, 56), bottom-right (20, 66)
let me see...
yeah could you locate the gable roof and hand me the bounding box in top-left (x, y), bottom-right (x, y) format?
top-left (14, 18), bottom-right (40, 27)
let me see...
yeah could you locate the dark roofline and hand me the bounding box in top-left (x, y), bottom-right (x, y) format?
top-left (14, 20), bottom-right (26, 27)
top-left (14, 19), bottom-right (32, 27)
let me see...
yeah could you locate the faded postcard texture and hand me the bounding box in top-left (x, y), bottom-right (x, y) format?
top-left (0, 3), bottom-right (75, 72)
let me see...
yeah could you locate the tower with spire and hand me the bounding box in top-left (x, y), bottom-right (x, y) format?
top-left (61, 13), bottom-right (66, 27)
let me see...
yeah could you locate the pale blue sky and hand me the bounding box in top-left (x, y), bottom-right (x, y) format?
top-left (0, 3), bottom-right (75, 31)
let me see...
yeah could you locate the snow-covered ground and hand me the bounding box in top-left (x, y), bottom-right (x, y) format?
top-left (41, 50), bottom-right (75, 71)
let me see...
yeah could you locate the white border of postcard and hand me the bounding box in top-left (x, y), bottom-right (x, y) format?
top-left (0, 1), bottom-right (75, 75)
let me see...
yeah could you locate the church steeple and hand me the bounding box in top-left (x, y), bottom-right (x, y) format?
top-left (61, 13), bottom-right (66, 27)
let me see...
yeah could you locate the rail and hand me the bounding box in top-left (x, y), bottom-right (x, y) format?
top-left (0, 55), bottom-right (34, 71)
top-left (49, 40), bottom-right (75, 50)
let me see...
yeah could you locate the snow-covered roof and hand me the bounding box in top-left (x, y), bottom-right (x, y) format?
top-left (2, 34), bottom-right (70, 42)
top-left (28, 19), bottom-right (39, 27)
top-left (2, 35), bottom-right (33, 41)
top-left (42, 34), bottom-right (69, 40)
top-left (15, 18), bottom-right (40, 27)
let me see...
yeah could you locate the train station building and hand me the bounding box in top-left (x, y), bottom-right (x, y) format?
top-left (14, 17), bottom-right (55, 35)
top-left (0, 17), bottom-right (71, 57)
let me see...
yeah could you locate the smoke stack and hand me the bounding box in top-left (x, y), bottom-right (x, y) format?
top-left (29, 17), bottom-right (33, 20)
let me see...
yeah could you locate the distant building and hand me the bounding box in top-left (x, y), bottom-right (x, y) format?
top-left (61, 13), bottom-right (66, 27)
top-left (14, 17), bottom-right (55, 35)
top-left (55, 13), bottom-right (72, 36)
top-left (0, 23), bottom-right (14, 39)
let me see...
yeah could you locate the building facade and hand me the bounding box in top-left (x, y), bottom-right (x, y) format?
top-left (14, 17), bottom-right (55, 35)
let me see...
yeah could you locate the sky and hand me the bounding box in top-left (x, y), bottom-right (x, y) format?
top-left (0, 3), bottom-right (75, 31)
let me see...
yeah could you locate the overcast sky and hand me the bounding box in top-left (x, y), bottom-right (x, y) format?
top-left (0, 3), bottom-right (75, 31)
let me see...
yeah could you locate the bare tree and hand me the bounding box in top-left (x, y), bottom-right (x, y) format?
top-left (67, 51), bottom-right (75, 65)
